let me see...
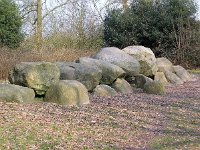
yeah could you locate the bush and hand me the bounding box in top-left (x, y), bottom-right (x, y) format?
top-left (0, 0), bottom-right (23, 48)
top-left (103, 0), bottom-right (200, 67)
top-left (104, 9), bottom-right (138, 48)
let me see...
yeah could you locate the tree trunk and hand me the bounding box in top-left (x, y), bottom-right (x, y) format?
top-left (122, 0), bottom-right (128, 11)
top-left (37, 0), bottom-right (42, 50)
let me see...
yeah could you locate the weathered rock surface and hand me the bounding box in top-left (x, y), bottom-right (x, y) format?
top-left (122, 46), bottom-right (158, 76)
top-left (77, 57), bottom-right (125, 84)
top-left (55, 62), bottom-right (102, 91)
top-left (173, 65), bottom-right (192, 82)
top-left (165, 71), bottom-right (184, 85)
top-left (93, 85), bottom-right (117, 97)
top-left (0, 84), bottom-right (35, 103)
top-left (156, 57), bottom-right (174, 73)
top-left (54, 62), bottom-right (76, 80)
top-left (154, 72), bottom-right (168, 85)
top-left (134, 74), bottom-right (153, 89)
top-left (9, 62), bottom-right (60, 95)
top-left (44, 80), bottom-right (90, 106)
top-left (112, 78), bottom-right (133, 94)
top-left (143, 81), bottom-right (165, 95)
top-left (93, 47), bottom-right (140, 76)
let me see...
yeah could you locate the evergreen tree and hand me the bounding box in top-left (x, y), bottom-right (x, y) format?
top-left (103, 0), bottom-right (199, 66)
top-left (0, 0), bottom-right (23, 48)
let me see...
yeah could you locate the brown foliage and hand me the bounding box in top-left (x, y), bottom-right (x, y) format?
top-left (0, 48), bottom-right (97, 80)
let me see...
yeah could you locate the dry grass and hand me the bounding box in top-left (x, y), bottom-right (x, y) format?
top-left (0, 48), bottom-right (97, 80)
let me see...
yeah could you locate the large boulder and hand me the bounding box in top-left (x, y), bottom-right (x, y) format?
top-left (44, 80), bottom-right (90, 106)
top-left (93, 47), bottom-right (140, 76)
top-left (134, 74), bottom-right (153, 89)
top-left (55, 62), bottom-right (102, 91)
top-left (112, 78), bottom-right (133, 94)
top-left (0, 84), bottom-right (35, 103)
top-left (154, 72), bottom-right (168, 85)
top-left (122, 46), bottom-right (158, 76)
top-left (173, 65), bottom-right (192, 82)
top-left (54, 62), bottom-right (76, 80)
top-left (93, 85), bottom-right (118, 97)
top-left (156, 57), bottom-right (174, 73)
top-left (9, 62), bottom-right (60, 95)
top-left (165, 71), bottom-right (184, 85)
top-left (77, 57), bottom-right (125, 84)
top-left (143, 81), bottom-right (165, 95)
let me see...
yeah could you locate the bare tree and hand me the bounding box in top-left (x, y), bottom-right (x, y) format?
top-left (15, 0), bottom-right (105, 50)
top-left (37, 0), bottom-right (43, 50)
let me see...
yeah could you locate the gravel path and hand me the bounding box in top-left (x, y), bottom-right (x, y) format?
top-left (0, 77), bottom-right (199, 149)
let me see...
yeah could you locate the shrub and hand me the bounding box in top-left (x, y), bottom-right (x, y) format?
top-left (103, 0), bottom-right (200, 67)
top-left (0, 0), bottom-right (23, 48)
top-left (104, 9), bottom-right (138, 48)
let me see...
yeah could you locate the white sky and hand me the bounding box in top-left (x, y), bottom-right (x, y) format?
top-left (46, 0), bottom-right (200, 20)
top-left (100, 0), bottom-right (200, 20)
top-left (195, 0), bottom-right (200, 20)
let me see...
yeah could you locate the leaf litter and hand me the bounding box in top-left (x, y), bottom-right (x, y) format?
top-left (0, 78), bottom-right (199, 150)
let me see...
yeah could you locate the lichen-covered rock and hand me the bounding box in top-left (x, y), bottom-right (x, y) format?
top-left (9, 62), bottom-right (60, 95)
top-left (54, 62), bottom-right (76, 80)
top-left (44, 80), bottom-right (90, 106)
top-left (93, 85), bottom-right (117, 97)
top-left (134, 74), bottom-right (153, 89)
top-left (122, 46), bottom-right (158, 76)
top-left (112, 78), bottom-right (133, 94)
top-left (143, 81), bottom-right (165, 95)
top-left (173, 65), bottom-right (192, 82)
top-left (93, 47), bottom-right (140, 76)
top-left (55, 62), bottom-right (102, 91)
top-left (77, 57), bottom-right (125, 84)
top-left (165, 71), bottom-right (184, 85)
top-left (156, 57), bottom-right (174, 73)
top-left (0, 84), bottom-right (35, 103)
top-left (154, 72), bottom-right (168, 85)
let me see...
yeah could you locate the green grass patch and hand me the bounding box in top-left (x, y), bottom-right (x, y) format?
top-left (188, 69), bottom-right (200, 74)
top-left (150, 102), bottom-right (200, 150)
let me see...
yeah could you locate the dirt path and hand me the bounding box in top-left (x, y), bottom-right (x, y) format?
top-left (0, 78), bottom-right (199, 150)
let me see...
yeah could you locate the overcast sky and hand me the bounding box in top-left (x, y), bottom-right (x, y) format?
top-left (100, 0), bottom-right (200, 20)
top-left (195, 0), bottom-right (200, 20)
top-left (45, 0), bottom-right (200, 20)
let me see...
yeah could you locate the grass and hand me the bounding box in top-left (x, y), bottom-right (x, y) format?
top-left (0, 120), bottom-right (59, 149)
top-left (149, 99), bottom-right (200, 150)
top-left (0, 102), bottom-right (145, 149)
top-left (1, 95), bottom-right (199, 149)
top-left (188, 69), bottom-right (200, 74)
top-left (188, 69), bottom-right (200, 78)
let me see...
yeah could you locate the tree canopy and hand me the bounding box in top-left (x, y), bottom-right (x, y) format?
top-left (103, 0), bottom-right (200, 66)
top-left (0, 0), bottom-right (23, 48)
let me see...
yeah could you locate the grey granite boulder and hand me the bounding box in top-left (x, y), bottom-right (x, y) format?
top-left (122, 46), bottom-right (158, 76)
top-left (134, 74), bottom-right (153, 89)
top-left (44, 80), bottom-right (90, 106)
top-left (144, 81), bottom-right (165, 95)
top-left (156, 57), bottom-right (174, 73)
top-left (0, 84), bottom-right (35, 103)
top-left (112, 78), bottom-right (133, 94)
top-left (93, 47), bottom-right (140, 76)
top-left (93, 85), bottom-right (118, 97)
top-left (173, 65), bottom-right (192, 82)
top-left (77, 57), bottom-right (125, 84)
top-left (165, 71), bottom-right (184, 85)
top-left (154, 72), bottom-right (168, 85)
top-left (54, 62), bottom-right (76, 80)
top-left (55, 62), bottom-right (102, 91)
top-left (9, 62), bottom-right (60, 95)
